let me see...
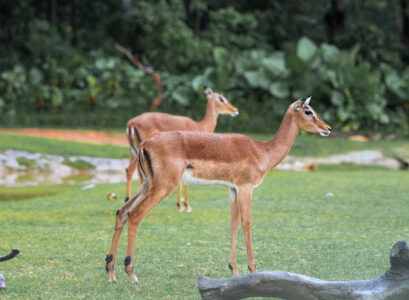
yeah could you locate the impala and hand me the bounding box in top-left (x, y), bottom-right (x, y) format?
top-left (105, 97), bottom-right (331, 284)
top-left (125, 87), bottom-right (238, 213)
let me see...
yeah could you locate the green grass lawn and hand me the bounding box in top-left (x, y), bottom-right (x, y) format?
top-left (0, 185), bottom-right (76, 201)
top-left (1, 168), bottom-right (408, 299)
top-left (0, 132), bottom-right (129, 159)
top-left (1, 132), bottom-right (408, 160)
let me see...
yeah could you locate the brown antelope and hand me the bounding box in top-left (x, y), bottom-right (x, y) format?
top-left (105, 97), bottom-right (331, 284)
top-left (125, 87), bottom-right (238, 213)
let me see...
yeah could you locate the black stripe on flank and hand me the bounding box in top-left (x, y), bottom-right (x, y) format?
top-left (143, 149), bottom-right (154, 178)
top-left (127, 128), bottom-right (136, 150)
top-left (133, 127), bottom-right (142, 143)
top-left (138, 149), bottom-right (147, 178)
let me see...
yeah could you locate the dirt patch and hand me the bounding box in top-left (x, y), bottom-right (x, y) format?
top-left (0, 129), bottom-right (128, 147)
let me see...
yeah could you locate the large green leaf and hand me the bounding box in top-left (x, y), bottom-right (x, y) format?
top-left (285, 53), bottom-right (309, 73)
top-left (244, 71), bottom-right (259, 87)
top-left (29, 68), bottom-right (44, 85)
top-left (213, 47), bottom-right (229, 67)
top-left (243, 70), bottom-right (270, 89)
top-left (321, 44), bottom-right (339, 64)
top-left (269, 81), bottom-right (289, 98)
top-left (296, 37), bottom-right (317, 62)
top-left (331, 91), bottom-right (344, 105)
top-left (172, 87), bottom-right (190, 105)
top-left (191, 75), bottom-right (204, 91)
top-left (263, 52), bottom-right (286, 77)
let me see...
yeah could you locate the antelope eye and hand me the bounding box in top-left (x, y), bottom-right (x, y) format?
top-left (304, 109), bottom-right (313, 116)
top-left (219, 97), bottom-right (226, 103)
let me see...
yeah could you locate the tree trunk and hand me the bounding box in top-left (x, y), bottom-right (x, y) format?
top-left (402, 0), bottom-right (409, 42)
top-left (198, 240), bottom-right (409, 300)
top-left (47, 0), bottom-right (57, 26)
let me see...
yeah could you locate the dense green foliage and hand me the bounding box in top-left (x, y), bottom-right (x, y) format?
top-left (1, 1), bottom-right (409, 133)
top-left (1, 169), bottom-right (408, 298)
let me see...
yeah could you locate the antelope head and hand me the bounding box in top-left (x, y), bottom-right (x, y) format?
top-left (292, 97), bottom-right (331, 136)
top-left (204, 87), bottom-right (239, 117)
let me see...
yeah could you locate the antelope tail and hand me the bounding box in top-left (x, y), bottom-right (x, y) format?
top-left (127, 127), bottom-right (141, 156)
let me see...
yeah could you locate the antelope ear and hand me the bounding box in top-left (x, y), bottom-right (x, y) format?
top-left (293, 101), bottom-right (302, 112)
top-left (302, 96), bottom-right (311, 107)
top-left (204, 87), bottom-right (214, 98)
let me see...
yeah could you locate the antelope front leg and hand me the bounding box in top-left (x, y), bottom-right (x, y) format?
top-left (183, 184), bottom-right (192, 213)
top-left (228, 188), bottom-right (240, 276)
top-left (124, 184), bottom-right (177, 284)
top-left (124, 213), bottom-right (141, 285)
top-left (177, 184), bottom-right (184, 212)
top-left (238, 185), bottom-right (256, 273)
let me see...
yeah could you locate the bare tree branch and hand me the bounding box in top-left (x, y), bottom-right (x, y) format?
top-left (0, 248), bottom-right (20, 290)
top-left (114, 43), bottom-right (164, 112)
top-left (0, 249), bottom-right (19, 262)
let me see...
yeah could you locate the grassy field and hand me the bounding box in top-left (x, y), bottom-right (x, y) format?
top-left (1, 132), bottom-right (408, 298)
top-left (0, 185), bottom-right (76, 201)
top-left (0, 132), bottom-right (129, 159)
top-left (1, 131), bottom-right (408, 159)
top-left (1, 168), bottom-right (408, 299)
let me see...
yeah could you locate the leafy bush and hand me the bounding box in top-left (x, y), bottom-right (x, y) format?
top-left (1, 1), bottom-right (408, 134)
top-left (190, 37), bottom-right (409, 133)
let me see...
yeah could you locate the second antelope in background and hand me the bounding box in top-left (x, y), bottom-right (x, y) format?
top-left (125, 87), bottom-right (239, 212)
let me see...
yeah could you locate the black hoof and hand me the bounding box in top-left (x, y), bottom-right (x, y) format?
top-left (248, 265), bottom-right (256, 272)
top-left (105, 254), bottom-right (113, 272)
top-left (124, 256), bottom-right (133, 274)
top-left (124, 196), bottom-right (129, 203)
top-left (228, 263), bottom-right (233, 271)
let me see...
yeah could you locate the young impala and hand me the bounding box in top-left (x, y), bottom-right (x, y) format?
top-left (125, 87), bottom-right (238, 213)
top-left (105, 97), bottom-right (331, 284)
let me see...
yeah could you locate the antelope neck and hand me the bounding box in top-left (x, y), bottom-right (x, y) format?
top-left (198, 100), bottom-right (217, 132)
top-left (263, 111), bottom-right (299, 170)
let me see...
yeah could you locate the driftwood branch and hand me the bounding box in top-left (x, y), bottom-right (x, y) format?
top-left (115, 43), bottom-right (164, 112)
top-left (198, 241), bottom-right (409, 300)
top-left (0, 249), bottom-right (19, 262)
top-left (0, 248), bottom-right (20, 290)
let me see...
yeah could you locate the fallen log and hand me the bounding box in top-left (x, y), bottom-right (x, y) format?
top-left (198, 240), bottom-right (409, 300)
top-left (0, 248), bottom-right (20, 290)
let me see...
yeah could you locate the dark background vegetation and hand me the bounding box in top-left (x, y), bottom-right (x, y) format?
top-left (0, 0), bottom-right (408, 134)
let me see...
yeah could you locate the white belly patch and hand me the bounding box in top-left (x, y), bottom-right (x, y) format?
top-left (181, 170), bottom-right (238, 201)
top-left (181, 170), bottom-right (236, 189)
